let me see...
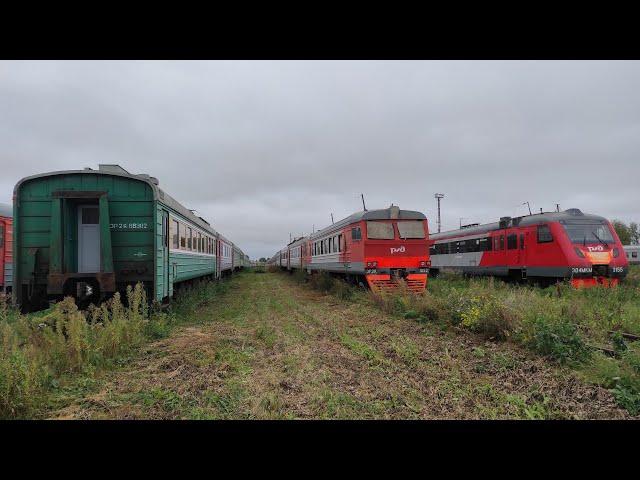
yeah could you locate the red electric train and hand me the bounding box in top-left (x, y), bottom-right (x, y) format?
top-left (429, 208), bottom-right (629, 287)
top-left (269, 205), bottom-right (430, 293)
top-left (0, 203), bottom-right (13, 294)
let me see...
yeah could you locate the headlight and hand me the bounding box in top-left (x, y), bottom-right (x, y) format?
top-left (613, 248), bottom-right (619, 258)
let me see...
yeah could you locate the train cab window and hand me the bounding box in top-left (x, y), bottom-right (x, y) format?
top-left (366, 221), bottom-right (394, 239)
top-left (507, 234), bottom-right (517, 250)
top-left (537, 224), bottom-right (553, 243)
top-left (397, 221), bottom-right (425, 239)
top-left (351, 227), bottom-right (362, 241)
top-left (520, 233), bottom-right (525, 250)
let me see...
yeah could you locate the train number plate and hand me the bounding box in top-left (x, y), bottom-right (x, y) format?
top-left (110, 223), bottom-right (150, 230)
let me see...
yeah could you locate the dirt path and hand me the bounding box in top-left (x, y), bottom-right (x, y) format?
top-left (51, 272), bottom-right (628, 419)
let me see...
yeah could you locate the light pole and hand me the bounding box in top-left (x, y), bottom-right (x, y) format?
top-left (435, 193), bottom-right (444, 233)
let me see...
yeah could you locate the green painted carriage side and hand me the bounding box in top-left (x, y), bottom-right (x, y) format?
top-left (155, 200), bottom-right (217, 301)
top-left (13, 173), bottom-right (155, 305)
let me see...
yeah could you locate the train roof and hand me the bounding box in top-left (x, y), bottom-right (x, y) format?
top-left (13, 164), bottom-right (223, 237)
top-left (430, 209), bottom-right (609, 241)
top-left (0, 203), bottom-right (12, 218)
top-left (310, 206), bottom-right (426, 240)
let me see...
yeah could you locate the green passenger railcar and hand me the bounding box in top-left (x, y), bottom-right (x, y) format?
top-left (13, 165), bottom-right (247, 311)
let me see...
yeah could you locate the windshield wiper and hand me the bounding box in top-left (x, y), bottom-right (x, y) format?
top-left (592, 230), bottom-right (609, 248)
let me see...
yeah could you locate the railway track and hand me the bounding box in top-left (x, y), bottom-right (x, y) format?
top-left (590, 330), bottom-right (639, 357)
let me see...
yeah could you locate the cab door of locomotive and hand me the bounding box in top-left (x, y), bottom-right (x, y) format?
top-left (493, 231), bottom-right (507, 273)
top-left (518, 231), bottom-right (528, 270)
top-left (505, 230), bottom-right (520, 268)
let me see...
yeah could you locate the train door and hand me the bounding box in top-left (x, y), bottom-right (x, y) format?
top-left (0, 219), bottom-right (4, 289)
top-left (493, 231), bottom-right (507, 274)
top-left (161, 209), bottom-right (170, 298)
top-left (518, 231), bottom-right (527, 270)
top-left (216, 238), bottom-right (221, 278)
top-left (78, 205), bottom-right (100, 273)
top-left (505, 230), bottom-right (519, 267)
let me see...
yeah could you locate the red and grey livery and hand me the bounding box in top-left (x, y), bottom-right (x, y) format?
top-left (269, 205), bottom-right (430, 293)
top-left (0, 203), bottom-right (13, 294)
top-left (429, 208), bottom-right (628, 287)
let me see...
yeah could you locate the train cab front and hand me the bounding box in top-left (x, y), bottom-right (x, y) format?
top-left (562, 219), bottom-right (628, 288)
top-left (361, 211), bottom-right (430, 294)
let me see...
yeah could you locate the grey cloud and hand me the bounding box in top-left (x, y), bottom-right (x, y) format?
top-left (1, 60), bottom-right (639, 258)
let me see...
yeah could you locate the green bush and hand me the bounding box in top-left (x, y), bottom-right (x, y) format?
top-left (309, 272), bottom-right (335, 293)
top-left (292, 269), bottom-right (307, 284)
top-left (528, 315), bottom-right (591, 364)
top-left (0, 280), bottom-right (220, 419)
top-left (330, 279), bottom-right (354, 300)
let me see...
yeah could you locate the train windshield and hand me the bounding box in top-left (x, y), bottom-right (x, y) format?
top-left (397, 221), bottom-right (425, 239)
top-left (562, 222), bottom-right (614, 245)
top-left (366, 221), bottom-right (394, 239)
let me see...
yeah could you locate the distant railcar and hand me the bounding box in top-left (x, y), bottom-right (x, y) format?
top-left (271, 205), bottom-right (430, 293)
top-left (624, 245), bottom-right (640, 265)
top-left (13, 165), bottom-right (247, 311)
top-left (0, 203), bottom-right (13, 294)
top-left (429, 209), bottom-right (629, 287)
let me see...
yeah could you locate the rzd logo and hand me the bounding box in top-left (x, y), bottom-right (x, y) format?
top-left (390, 246), bottom-right (406, 254)
top-left (587, 245), bottom-right (604, 252)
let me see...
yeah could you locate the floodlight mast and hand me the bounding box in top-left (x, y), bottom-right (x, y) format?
top-left (435, 193), bottom-right (444, 233)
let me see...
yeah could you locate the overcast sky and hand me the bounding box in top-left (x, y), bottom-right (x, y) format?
top-left (1, 61), bottom-right (639, 258)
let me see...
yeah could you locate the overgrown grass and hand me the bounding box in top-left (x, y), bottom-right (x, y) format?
top-left (290, 266), bottom-right (640, 415)
top-left (0, 279), bottom-right (229, 419)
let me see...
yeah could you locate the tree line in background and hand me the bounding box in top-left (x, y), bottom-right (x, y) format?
top-left (612, 220), bottom-right (639, 245)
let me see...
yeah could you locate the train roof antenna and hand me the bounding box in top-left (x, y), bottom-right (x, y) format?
top-left (331, 213), bottom-right (334, 224)
top-left (361, 193), bottom-right (367, 211)
top-left (522, 201), bottom-right (532, 215)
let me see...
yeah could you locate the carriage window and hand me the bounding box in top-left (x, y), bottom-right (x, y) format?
top-left (187, 227), bottom-right (193, 250)
top-left (478, 237), bottom-right (491, 252)
top-left (338, 234), bottom-right (342, 252)
top-left (367, 221), bottom-right (394, 239)
top-left (351, 227), bottom-right (362, 240)
top-left (537, 224), bottom-right (553, 243)
top-left (633, 252), bottom-right (638, 258)
top-left (397, 221), bottom-right (425, 239)
top-left (171, 220), bottom-right (179, 249)
top-left (180, 223), bottom-right (186, 249)
top-left (507, 234), bottom-right (517, 250)
top-left (82, 207), bottom-right (99, 224)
